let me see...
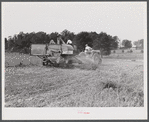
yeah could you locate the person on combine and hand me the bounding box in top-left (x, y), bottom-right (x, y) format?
top-left (85, 44), bottom-right (92, 54)
top-left (67, 39), bottom-right (72, 45)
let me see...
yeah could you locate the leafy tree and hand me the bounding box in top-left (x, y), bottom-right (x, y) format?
top-left (29, 32), bottom-right (36, 44)
top-left (122, 39), bottom-right (132, 49)
top-left (93, 32), bottom-right (111, 56)
top-left (133, 41), bottom-right (138, 48)
top-left (111, 36), bottom-right (119, 49)
top-left (122, 40), bottom-right (127, 47)
top-left (5, 38), bottom-right (8, 50)
top-left (7, 36), bottom-right (15, 51)
top-left (31, 31), bottom-right (47, 44)
top-left (25, 33), bottom-right (34, 47)
top-left (73, 32), bottom-right (93, 52)
top-left (125, 40), bottom-right (132, 49)
top-left (61, 29), bottom-right (75, 43)
top-left (139, 39), bottom-right (144, 49)
top-left (89, 32), bottom-right (98, 41)
top-left (133, 39), bottom-right (144, 49)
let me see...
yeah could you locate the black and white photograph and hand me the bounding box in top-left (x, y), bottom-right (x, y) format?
top-left (2, 1), bottom-right (147, 120)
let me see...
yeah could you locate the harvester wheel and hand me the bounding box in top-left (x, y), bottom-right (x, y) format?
top-left (42, 59), bottom-right (48, 66)
top-left (67, 60), bottom-right (73, 68)
top-left (93, 53), bottom-right (102, 65)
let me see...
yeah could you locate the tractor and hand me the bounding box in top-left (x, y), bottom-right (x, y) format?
top-left (30, 37), bottom-right (102, 67)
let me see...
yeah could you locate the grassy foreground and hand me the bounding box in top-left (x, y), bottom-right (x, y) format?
top-left (5, 51), bottom-right (144, 107)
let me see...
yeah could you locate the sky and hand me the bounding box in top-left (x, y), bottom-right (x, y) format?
top-left (2, 2), bottom-right (147, 42)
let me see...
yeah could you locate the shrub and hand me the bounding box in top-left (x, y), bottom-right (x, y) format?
top-left (127, 49), bottom-right (133, 53)
top-left (130, 49), bottom-right (133, 53)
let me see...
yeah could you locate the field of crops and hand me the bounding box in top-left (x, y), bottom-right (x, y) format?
top-left (4, 50), bottom-right (144, 107)
top-left (5, 52), bottom-right (42, 67)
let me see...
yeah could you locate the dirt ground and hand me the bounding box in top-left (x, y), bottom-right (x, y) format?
top-left (5, 56), bottom-right (144, 107)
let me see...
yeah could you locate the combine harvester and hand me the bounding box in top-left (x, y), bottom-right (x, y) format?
top-left (30, 37), bottom-right (102, 68)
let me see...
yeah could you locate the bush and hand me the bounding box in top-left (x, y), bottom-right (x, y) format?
top-left (130, 49), bottom-right (133, 53)
top-left (127, 49), bottom-right (133, 53)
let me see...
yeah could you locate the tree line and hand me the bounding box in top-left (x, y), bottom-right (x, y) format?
top-left (5, 29), bottom-right (143, 55)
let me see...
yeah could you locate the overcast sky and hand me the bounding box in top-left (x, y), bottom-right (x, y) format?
top-left (2, 2), bottom-right (147, 42)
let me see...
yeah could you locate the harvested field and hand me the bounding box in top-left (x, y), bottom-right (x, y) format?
top-left (5, 51), bottom-right (144, 107)
top-left (106, 49), bottom-right (144, 60)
